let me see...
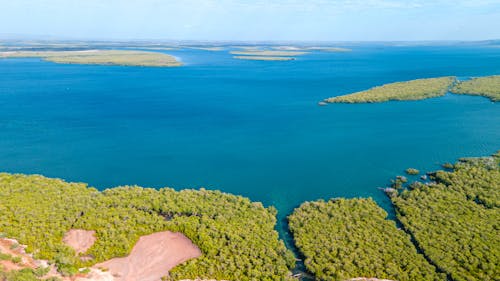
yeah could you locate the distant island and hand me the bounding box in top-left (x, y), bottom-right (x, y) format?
top-left (231, 50), bottom-right (306, 61)
top-left (233, 55), bottom-right (295, 61)
top-left (1, 151), bottom-right (498, 281)
top-left (230, 50), bottom-right (307, 56)
top-left (269, 46), bottom-right (352, 52)
top-left (0, 50), bottom-right (182, 67)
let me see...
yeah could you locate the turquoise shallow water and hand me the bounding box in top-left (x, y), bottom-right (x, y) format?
top-left (0, 44), bottom-right (499, 233)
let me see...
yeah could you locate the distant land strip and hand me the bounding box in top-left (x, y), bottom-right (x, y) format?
top-left (230, 50), bottom-right (306, 62)
top-left (0, 50), bottom-right (182, 67)
top-left (233, 55), bottom-right (295, 61)
top-left (230, 50), bottom-right (307, 56)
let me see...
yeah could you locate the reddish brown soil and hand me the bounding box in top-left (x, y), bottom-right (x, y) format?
top-left (95, 231), bottom-right (201, 281)
top-left (63, 229), bottom-right (97, 254)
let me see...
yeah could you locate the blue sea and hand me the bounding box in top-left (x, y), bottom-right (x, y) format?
top-left (1, 43), bottom-right (499, 236)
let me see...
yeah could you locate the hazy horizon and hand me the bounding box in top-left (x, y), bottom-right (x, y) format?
top-left (1, 0), bottom-right (499, 42)
top-left (1, 35), bottom-right (499, 44)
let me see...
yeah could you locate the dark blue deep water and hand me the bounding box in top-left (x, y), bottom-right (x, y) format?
top-left (1, 44), bottom-right (499, 233)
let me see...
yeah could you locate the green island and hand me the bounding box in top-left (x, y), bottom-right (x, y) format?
top-left (0, 50), bottom-right (182, 67)
top-left (450, 75), bottom-right (500, 101)
top-left (288, 198), bottom-right (445, 281)
top-left (390, 153), bottom-right (500, 281)
top-left (0, 174), bottom-right (295, 281)
top-left (324, 77), bottom-right (456, 103)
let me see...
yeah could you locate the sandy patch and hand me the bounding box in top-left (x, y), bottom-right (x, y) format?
top-left (95, 231), bottom-right (201, 281)
top-left (63, 229), bottom-right (97, 254)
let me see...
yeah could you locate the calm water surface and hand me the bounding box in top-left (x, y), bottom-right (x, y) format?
top-left (1, 44), bottom-right (499, 234)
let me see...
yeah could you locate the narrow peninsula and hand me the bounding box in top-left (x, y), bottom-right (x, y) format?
top-left (324, 77), bottom-right (456, 103)
top-left (0, 50), bottom-right (182, 67)
top-left (451, 75), bottom-right (500, 101)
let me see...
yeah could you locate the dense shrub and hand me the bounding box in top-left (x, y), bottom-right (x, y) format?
top-left (392, 152), bottom-right (500, 281)
top-left (451, 75), bottom-right (500, 101)
top-left (288, 198), bottom-right (444, 281)
top-left (325, 77), bottom-right (456, 103)
top-left (0, 174), bottom-right (294, 281)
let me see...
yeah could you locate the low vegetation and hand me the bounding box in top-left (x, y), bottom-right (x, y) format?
top-left (0, 50), bottom-right (181, 67)
top-left (450, 75), bottom-right (500, 101)
top-left (288, 198), bottom-right (445, 281)
top-left (0, 267), bottom-right (55, 281)
top-left (0, 174), bottom-right (294, 280)
top-left (391, 152), bottom-right (500, 281)
top-left (325, 77), bottom-right (456, 103)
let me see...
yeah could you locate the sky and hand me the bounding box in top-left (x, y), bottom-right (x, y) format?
top-left (1, 0), bottom-right (499, 41)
